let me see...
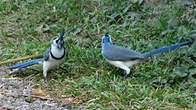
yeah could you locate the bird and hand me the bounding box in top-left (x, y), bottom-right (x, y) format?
top-left (102, 34), bottom-right (195, 78)
top-left (9, 29), bottom-right (67, 79)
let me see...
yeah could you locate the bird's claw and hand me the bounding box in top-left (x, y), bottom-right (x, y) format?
top-left (124, 74), bottom-right (129, 78)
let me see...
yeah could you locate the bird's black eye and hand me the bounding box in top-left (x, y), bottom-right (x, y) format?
top-left (56, 40), bottom-right (58, 43)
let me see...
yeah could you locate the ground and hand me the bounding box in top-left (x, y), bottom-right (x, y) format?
top-left (0, 66), bottom-right (84, 110)
top-left (0, 0), bottom-right (196, 109)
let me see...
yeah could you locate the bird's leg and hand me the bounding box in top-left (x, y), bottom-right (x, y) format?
top-left (124, 69), bottom-right (131, 78)
top-left (44, 74), bottom-right (51, 87)
top-left (118, 65), bottom-right (131, 78)
top-left (43, 71), bottom-right (47, 80)
top-left (43, 68), bottom-right (51, 84)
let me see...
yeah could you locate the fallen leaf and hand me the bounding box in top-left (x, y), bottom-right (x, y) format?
top-left (53, 6), bottom-right (56, 12)
top-left (0, 107), bottom-right (11, 110)
top-left (33, 88), bottom-right (48, 96)
top-left (38, 25), bottom-right (44, 29)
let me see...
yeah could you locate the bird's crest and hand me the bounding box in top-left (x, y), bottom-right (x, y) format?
top-left (59, 29), bottom-right (65, 39)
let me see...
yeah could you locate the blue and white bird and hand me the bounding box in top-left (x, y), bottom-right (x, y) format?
top-left (9, 29), bottom-right (67, 79)
top-left (102, 34), bottom-right (194, 78)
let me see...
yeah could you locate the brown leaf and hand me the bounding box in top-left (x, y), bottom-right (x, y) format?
top-left (0, 107), bottom-right (11, 110)
top-left (38, 25), bottom-right (44, 29)
top-left (33, 88), bottom-right (48, 96)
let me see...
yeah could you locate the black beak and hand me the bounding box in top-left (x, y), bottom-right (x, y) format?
top-left (60, 29), bottom-right (65, 39)
top-left (57, 29), bottom-right (65, 48)
top-left (58, 29), bottom-right (65, 40)
top-left (105, 32), bottom-right (109, 37)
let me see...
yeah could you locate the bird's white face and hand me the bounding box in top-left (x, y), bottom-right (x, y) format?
top-left (52, 29), bottom-right (65, 49)
top-left (52, 37), bottom-right (64, 49)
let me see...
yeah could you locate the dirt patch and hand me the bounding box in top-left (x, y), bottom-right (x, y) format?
top-left (0, 67), bottom-right (84, 110)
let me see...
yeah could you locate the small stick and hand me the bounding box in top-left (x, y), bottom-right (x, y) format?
top-left (0, 91), bottom-right (79, 104)
top-left (0, 54), bottom-right (43, 66)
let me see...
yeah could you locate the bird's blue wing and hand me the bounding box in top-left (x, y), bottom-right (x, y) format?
top-left (103, 44), bottom-right (144, 61)
top-left (43, 48), bottom-right (50, 61)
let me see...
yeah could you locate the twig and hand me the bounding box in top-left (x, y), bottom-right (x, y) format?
top-left (0, 92), bottom-right (11, 95)
top-left (26, 94), bottom-right (79, 104)
top-left (0, 91), bottom-right (79, 104)
top-left (0, 54), bottom-right (43, 66)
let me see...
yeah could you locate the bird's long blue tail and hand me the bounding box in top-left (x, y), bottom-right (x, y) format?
top-left (143, 40), bottom-right (194, 57)
top-left (9, 58), bottom-right (44, 70)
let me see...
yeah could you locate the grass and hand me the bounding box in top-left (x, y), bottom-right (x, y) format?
top-left (0, 0), bottom-right (196, 109)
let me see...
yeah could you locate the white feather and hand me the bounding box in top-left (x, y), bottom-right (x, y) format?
top-left (43, 43), bottom-right (66, 78)
top-left (106, 59), bottom-right (140, 75)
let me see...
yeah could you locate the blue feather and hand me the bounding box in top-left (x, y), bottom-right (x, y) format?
top-left (143, 40), bottom-right (194, 57)
top-left (9, 58), bottom-right (44, 70)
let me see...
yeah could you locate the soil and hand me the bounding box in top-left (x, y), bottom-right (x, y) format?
top-left (0, 66), bottom-right (84, 110)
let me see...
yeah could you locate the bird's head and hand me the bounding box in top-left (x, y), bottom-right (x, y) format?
top-left (53, 29), bottom-right (65, 49)
top-left (102, 33), bottom-right (112, 44)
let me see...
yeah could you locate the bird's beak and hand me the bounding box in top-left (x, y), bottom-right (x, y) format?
top-left (57, 29), bottom-right (65, 48)
top-left (57, 37), bottom-right (64, 48)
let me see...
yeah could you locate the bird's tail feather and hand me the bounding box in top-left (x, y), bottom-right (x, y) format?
top-left (9, 58), bottom-right (44, 70)
top-left (143, 40), bottom-right (194, 57)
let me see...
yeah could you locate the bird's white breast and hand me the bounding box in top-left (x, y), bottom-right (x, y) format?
top-left (51, 45), bottom-right (65, 58)
top-left (106, 59), bottom-right (140, 68)
top-left (43, 46), bottom-right (66, 71)
top-left (43, 56), bottom-right (66, 71)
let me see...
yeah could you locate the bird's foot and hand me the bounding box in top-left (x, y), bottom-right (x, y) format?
top-left (124, 74), bottom-right (130, 78)
top-left (43, 74), bottom-right (51, 83)
top-left (44, 77), bottom-right (49, 84)
top-left (44, 78), bottom-right (53, 91)
top-left (123, 71), bottom-right (132, 78)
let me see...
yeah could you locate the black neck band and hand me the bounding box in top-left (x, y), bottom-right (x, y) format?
top-left (50, 48), bottom-right (66, 60)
